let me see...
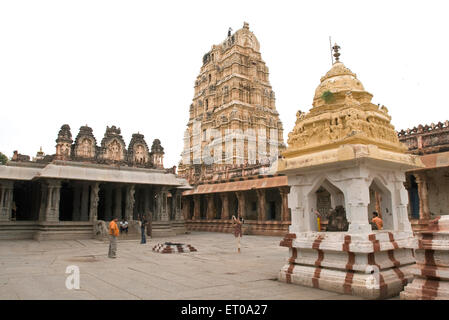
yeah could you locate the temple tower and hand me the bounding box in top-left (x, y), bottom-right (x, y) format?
top-left (178, 22), bottom-right (285, 181)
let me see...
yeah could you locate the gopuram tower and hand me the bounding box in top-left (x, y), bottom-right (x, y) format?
top-left (178, 22), bottom-right (285, 182)
top-left (278, 44), bottom-right (424, 298)
top-left (179, 23), bottom-right (290, 236)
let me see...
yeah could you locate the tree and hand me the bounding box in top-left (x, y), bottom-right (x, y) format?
top-left (0, 152), bottom-right (8, 165)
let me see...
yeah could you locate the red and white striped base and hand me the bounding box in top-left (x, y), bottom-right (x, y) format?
top-left (279, 231), bottom-right (416, 299)
top-left (401, 216), bottom-right (449, 300)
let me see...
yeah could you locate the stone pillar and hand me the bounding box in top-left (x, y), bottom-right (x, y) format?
top-left (41, 180), bottom-right (61, 222)
top-left (114, 185), bottom-right (122, 219)
top-left (89, 183), bottom-right (100, 222)
top-left (193, 195), bottom-right (200, 220)
top-left (104, 184), bottom-right (112, 221)
top-left (220, 193), bottom-right (230, 220)
top-left (125, 184), bottom-right (135, 221)
top-left (72, 183), bottom-right (81, 221)
top-left (0, 180), bottom-right (14, 222)
top-left (159, 188), bottom-right (169, 222)
top-left (80, 183), bottom-right (89, 221)
top-left (415, 173), bottom-right (431, 220)
top-left (175, 191), bottom-right (183, 220)
top-left (279, 186), bottom-right (291, 221)
top-left (236, 191), bottom-right (246, 219)
top-left (206, 194), bottom-right (215, 220)
top-left (256, 189), bottom-right (266, 221)
top-left (346, 178), bottom-right (371, 234)
top-left (182, 196), bottom-right (190, 220)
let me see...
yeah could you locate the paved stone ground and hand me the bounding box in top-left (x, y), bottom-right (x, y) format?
top-left (0, 232), bottom-right (370, 300)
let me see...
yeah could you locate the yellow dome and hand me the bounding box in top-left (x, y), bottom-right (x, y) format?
top-left (313, 61), bottom-right (365, 100)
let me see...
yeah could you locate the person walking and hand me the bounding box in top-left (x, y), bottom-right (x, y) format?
top-left (108, 217), bottom-right (119, 258)
top-left (232, 215), bottom-right (243, 253)
top-left (140, 215), bottom-right (147, 244)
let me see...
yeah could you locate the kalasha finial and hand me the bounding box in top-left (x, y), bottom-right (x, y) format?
top-left (332, 43), bottom-right (341, 63)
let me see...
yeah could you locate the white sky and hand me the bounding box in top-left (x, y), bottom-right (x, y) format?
top-left (1, 0), bottom-right (448, 168)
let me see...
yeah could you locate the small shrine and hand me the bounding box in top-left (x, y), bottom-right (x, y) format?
top-left (277, 44), bottom-right (424, 298)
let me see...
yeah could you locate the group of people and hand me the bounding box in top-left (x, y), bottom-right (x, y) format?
top-left (107, 215), bottom-right (151, 259)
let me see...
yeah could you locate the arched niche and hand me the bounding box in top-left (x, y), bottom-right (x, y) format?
top-left (368, 177), bottom-right (393, 230)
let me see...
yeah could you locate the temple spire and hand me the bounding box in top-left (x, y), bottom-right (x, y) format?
top-left (332, 43), bottom-right (341, 63)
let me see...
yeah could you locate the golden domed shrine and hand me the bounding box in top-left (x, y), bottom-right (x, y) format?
top-left (277, 45), bottom-right (424, 299)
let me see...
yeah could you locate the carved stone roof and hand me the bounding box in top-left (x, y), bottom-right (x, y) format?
top-left (151, 139), bottom-right (164, 154)
top-left (56, 124), bottom-right (73, 144)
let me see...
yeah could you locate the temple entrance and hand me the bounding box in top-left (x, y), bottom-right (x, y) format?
top-left (368, 178), bottom-right (393, 230)
top-left (12, 181), bottom-right (40, 221)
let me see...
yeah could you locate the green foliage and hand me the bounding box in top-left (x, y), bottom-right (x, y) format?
top-left (321, 90), bottom-right (334, 103)
top-left (0, 152), bottom-right (8, 165)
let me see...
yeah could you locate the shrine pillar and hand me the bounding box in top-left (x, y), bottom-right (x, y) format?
top-left (0, 180), bottom-right (14, 221)
top-left (80, 183), bottom-right (90, 221)
top-left (193, 195), bottom-right (200, 220)
top-left (415, 173), bottom-right (431, 220)
top-left (236, 191), bottom-right (246, 219)
top-left (220, 193), bottom-right (230, 220)
top-left (206, 194), bottom-right (215, 220)
top-left (125, 184), bottom-right (135, 221)
top-left (256, 189), bottom-right (266, 221)
top-left (39, 179), bottom-right (61, 222)
top-left (89, 182), bottom-right (100, 222)
top-left (279, 186), bottom-right (290, 221)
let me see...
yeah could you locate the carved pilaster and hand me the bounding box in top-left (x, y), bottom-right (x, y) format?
top-left (0, 180), bottom-right (14, 222)
top-left (182, 196), bottom-right (190, 220)
top-left (174, 191), bottom-right (183, 221)
top-left (114, 185), bottom-right (122, 219)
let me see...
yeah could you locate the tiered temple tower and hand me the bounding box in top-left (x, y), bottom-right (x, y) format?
top-left (178, 22), bottom-right (285, 182)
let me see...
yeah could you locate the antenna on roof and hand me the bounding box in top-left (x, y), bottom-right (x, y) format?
top-left (329, 36), bottom-right (334, 65)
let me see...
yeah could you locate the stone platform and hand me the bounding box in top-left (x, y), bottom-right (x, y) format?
top-left (401, 216), bottom-right (449, 299)
top-left (186, 219), bottom-right (290, 236)
top-left (279, 231), bottom-right (416, 299)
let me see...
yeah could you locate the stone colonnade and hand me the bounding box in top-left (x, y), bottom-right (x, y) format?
top-left (182, 187), bottom-right (290, 222)
top-left (0, 178), bottom-right (183, 224)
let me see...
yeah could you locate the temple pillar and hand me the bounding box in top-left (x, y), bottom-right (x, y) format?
top-left (114, 185), bottom-right (122, 219)
top-left (193, 195), bottom-right (200, 220)
top-left (72, 183), bottom-right (81, 221)
top-left (89, 183), bottom-right (100, 222)
top-left (104, 184), bottom-right (112, 221)
top-left (125, 184), bottom-right (135, 221)
top-left (40, 180), bottom-right (61, 222)
top-left (159, 188), bottom-right (170, 222)
top-left (220, 193), bottom-right (229, 220)
top-left (0, 180), bottom-right (14, 222)
top-left (256, 189), bottom-right (266, 221)
top-left (415, 173), bottom-right (431, 220)
top-left (182, 196), bottom-right (190, 220)
top-left (346, 178), bottom-right (372, 234)
top-left (174, 191), bottom-right (183, 220)
top-left (279, 186), bottom-right (291, 221)
top-left (80, 183), bottom-right (89, 221)
top-left (236, 191), bottom-right (246, 219)
top-left (206, 194), bottom-right (215, 219)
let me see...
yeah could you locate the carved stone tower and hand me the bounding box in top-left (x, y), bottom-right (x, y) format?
top-left (151, 139), bottom-right (164, 169)
top-left (178, 22), bottom-right (285, 181)
top-left (55, 124), bottom-right (73, 161)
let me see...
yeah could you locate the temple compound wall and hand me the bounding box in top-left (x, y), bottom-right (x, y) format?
top-left (0, 124), bottom-right (189, 240)
top-left (178, 22), bottom-right (290, 236)
top-left (398, 121), bottom-right (449, 231)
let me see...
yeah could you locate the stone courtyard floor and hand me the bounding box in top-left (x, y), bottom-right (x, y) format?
top-left (0, 231), bottom-right (370, 300)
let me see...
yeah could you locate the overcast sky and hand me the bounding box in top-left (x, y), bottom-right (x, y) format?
top-left (1, 0), bottom-right (448, 168)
